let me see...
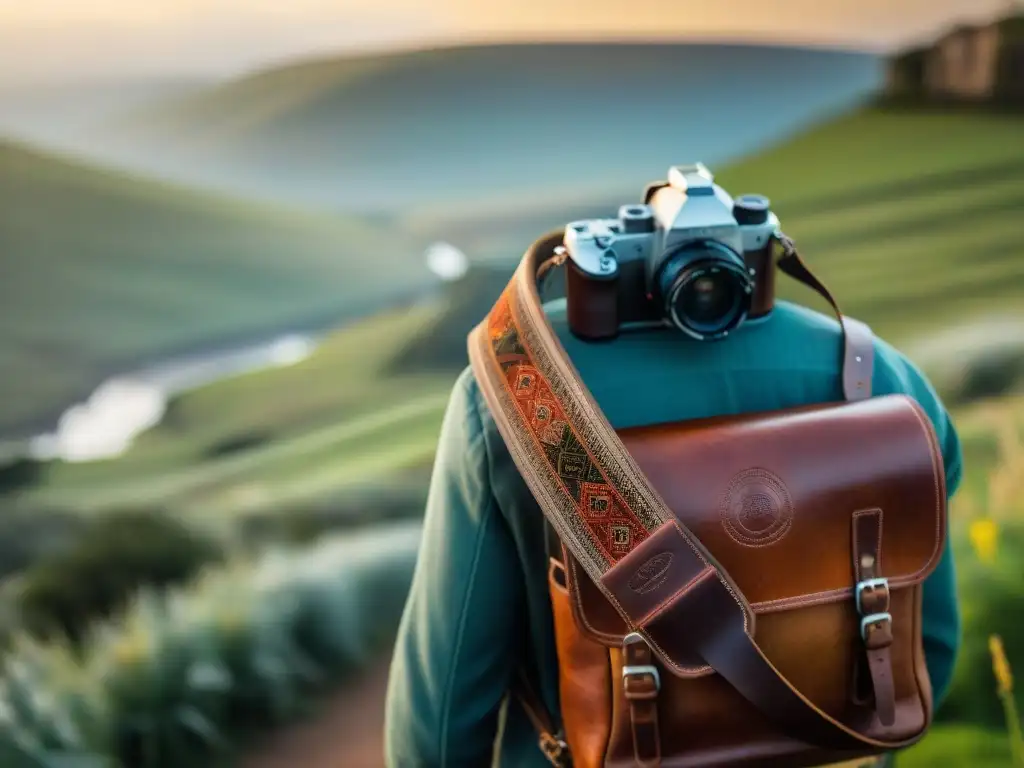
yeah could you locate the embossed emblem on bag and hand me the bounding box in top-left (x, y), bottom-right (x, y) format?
top-left (629, 552), bottom-right (674, 595)
top-left (720, 468), bottom-right (794, 547)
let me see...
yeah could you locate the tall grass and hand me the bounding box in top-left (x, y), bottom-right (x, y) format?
top-left (989, 635), bottom-right (1024, 766)
top-left (0, 521), bottom-right (422, 768)
top-left (903, 401), bottom-right (1024, 765)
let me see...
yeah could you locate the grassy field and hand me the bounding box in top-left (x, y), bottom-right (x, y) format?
top-left (12, 104), bottom-right (1023, 521)
top-left (894, 392), bottom-right (1024, 765)
top-left (0, 140), bottom-right (429, 438)
top-left (404, 105), bottom-right (1024, 345)
top-left (711, 106), bottom-right (1024, 343)
top-left (18, 303), bottom-right (454, 518)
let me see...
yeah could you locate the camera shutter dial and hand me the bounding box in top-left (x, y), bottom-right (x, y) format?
top-left (733, 194), bottom-right (771, 225)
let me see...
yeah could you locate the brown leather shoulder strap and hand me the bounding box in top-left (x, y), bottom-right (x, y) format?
top-left (469, 230), bottom-right (908, 753)
top-left (774, 233), bottom-right (873, 401)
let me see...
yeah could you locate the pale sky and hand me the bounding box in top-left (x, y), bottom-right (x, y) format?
top-left (0, 0), bottom-right (1017, 85)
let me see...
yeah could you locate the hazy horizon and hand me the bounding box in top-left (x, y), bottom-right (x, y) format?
top-left (0, 0), bottom-right (1018, 87)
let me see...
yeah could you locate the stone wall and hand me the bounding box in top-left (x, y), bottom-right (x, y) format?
top-left (884, 13), bottom-right (1024, 104)
top-left (925, 25), bottom-right (1001, 99)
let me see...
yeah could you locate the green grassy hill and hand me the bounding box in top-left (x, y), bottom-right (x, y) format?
top-left (21, 303), bottom-right (453, 518)
top-left (99, 42), bottom-right (880, 211)
top-left (0, 140), bottom-right (427, 437)
top-left (16, 104), bottom-right (1024, 518)
top-left (707, 106), bottom-right (1024, 343)
top-left (405, 105), bottom-right (1024, 344)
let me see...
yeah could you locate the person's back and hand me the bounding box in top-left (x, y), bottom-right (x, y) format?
top-left (383, 292), bottom-right (962, 767)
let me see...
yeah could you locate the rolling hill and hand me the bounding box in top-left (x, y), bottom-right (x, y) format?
top-left (16, 105), bottom-right (1024, 517)
top-left (98, 42), bottom-right (881, 212)
top-left (0, 140), bottom-right (428, 438)
top-left (401, 105), bottom-right (1024, 343)
top-left (0, 76), bottom-right (209, 151)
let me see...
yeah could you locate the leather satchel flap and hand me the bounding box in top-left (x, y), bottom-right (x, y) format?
top-left (565, 393), bottom-right (947, 651)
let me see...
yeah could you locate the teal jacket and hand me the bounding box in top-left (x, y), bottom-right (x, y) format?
top-left (384, 299), bottom-right (963, 768)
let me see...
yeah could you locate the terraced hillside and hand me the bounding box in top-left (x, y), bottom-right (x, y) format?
top-left (16, 105), bottom-right (1024, 518)
top-left (0, 140), bottom-right (424, 437)
top-left (406, 105), bottom-right (1024, 344)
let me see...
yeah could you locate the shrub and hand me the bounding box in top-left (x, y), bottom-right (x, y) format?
top-left (0, 458), bottom-right (44, 495)
top-left (0, 506), bottom-right (87, 580)
top-left (939, 520), bottom-right (1024, 729)
top-left (938, 413), bottom-right (1024, 731)
top-left (16, 510), bottom-right (224, 644)
top-left (948, 347), bottom-right (1024, 406)
top-left (237, 485), bottom-right (426, 548)
top-left (913, 319), bottom-right (1024, 406)
top-left (0, 520), bottom-right (422, 768)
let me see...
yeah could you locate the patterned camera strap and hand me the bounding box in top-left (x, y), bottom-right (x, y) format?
top-left (467, 230), bottom-right (897, 752)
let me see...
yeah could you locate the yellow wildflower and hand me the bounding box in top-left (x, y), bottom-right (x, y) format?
top-left (970, 518), bottom-right (999, 564)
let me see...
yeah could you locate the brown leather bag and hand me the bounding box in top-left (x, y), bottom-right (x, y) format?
top-left (467, 231), bottom-right (947, 768)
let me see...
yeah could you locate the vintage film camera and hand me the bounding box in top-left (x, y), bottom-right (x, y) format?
top-left (563, 163), bottom-right (781, 341)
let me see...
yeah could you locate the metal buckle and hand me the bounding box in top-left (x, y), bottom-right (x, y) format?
top-left (622, 632), bottom-right (661, 693)
top-left (622, 664), bottom-right (662, 693)
top-left (855, 577), bottom-right (889, 614)
top-left (860, 612), bottom-right (892, 641)
top-left (539, 732), bottom-right (570, 767)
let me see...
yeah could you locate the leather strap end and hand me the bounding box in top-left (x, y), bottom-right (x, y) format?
top-left (623, 634), bottom-right (662, 766)
top-left (853, 509), bottom-right (896, 728)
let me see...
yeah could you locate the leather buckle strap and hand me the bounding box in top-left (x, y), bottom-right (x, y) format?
top-left (622, 663), bottom-right (661, 698)
top-left (860, 613), bottom-right (894, 648)
top-left (856, 578), bottom-right (891, 615)
top-left (852, 510), bottom-right (896, 726)
top-left (623, 632), bottom-right (662, 767)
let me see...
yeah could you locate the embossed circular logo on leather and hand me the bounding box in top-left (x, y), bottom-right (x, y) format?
top-left (628, 552), bottom-right (674, 595)
top-left (720, 468), bottom-right (793, 547)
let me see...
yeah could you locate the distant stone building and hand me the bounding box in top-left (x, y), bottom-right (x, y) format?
top-left (886, 11), bottom-right (1024, 103)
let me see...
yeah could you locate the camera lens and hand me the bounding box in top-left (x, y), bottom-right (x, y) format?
top-left (657, 242), bottom-right (752, 340)
top-left (677, 274), bottom-right (740, 331)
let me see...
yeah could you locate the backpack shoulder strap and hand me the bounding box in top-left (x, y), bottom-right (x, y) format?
top-left (469, 230), bottom-right (902, 753)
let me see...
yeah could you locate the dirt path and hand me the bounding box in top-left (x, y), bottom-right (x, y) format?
top-left (238, 661), bottom-right (888, 768)
top-left (242, 659), bottom-right (392, 768)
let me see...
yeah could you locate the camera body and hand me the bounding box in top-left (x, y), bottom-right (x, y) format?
top-left (564, 163), bottom-right (780, 341)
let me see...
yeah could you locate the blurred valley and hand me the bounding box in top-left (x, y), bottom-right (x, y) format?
top-left (0, 41), bottom-right (882, 444)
